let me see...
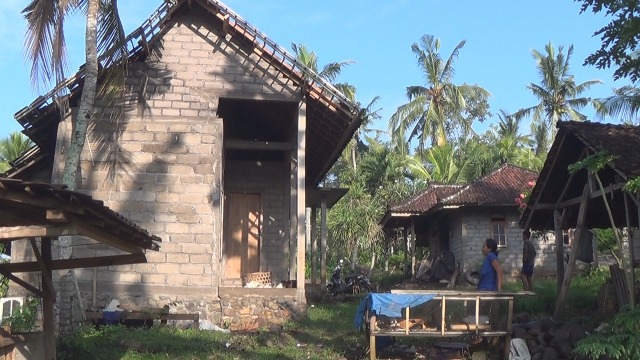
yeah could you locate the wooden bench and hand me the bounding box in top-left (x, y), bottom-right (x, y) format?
top-left (365, 290), bottom-right (534, 360)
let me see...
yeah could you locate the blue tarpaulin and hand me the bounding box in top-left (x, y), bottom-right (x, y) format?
top-left (354, 293), bottom-right (435, 329)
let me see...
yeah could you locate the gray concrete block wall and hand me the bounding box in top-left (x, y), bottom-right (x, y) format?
top-left (457, 208), bottom-right (557, 280)
top-left (26, 9), bottom-right (306, 328)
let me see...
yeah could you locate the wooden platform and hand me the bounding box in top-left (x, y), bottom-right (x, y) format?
top-left (365, 290), bottom-right (534, 360)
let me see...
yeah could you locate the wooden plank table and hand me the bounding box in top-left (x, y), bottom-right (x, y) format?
top-left (365, 290), bottom-right (534, 360)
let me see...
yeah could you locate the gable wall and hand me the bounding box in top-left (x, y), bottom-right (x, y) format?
top-left (41, 9), bottom-right (303, 329)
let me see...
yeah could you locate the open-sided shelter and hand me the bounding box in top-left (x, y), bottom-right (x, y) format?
top-left (0, 178), bottom-right (161, 360)
top-left (6, 0), bottom-right (362, 332)
top-left (521, 121), bottom-right (640, 309)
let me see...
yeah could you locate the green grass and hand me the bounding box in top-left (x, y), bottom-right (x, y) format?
top-left (58, 300), bottom-right (366, 360)
top-left (58, 267), bottom-right (615, 359)
top-left (505, 265), bottom-right (610, 322)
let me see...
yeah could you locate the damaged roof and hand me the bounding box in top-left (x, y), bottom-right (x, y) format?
top-left (0, 177), bottom-right (161, 252)
top-left (7, 0), bottom-right (363, 187)
top-left (521, 121), bottom-right (640, 230)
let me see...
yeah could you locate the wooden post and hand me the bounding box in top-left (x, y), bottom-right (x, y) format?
top-left (441, 296), bottom-right (446, 336)
top-left (289, 156), bottom-right (297, 280)
top-left (403, 228), bottom-right (408, 275)
top-left (554, 209), bottom-right (566, 293)
top-left (554, 185), bottom-right (589, 317)
top-left (369, 315), bottom-right (377, 360)
top-left (503, 298), bottom-right (514, 360)
top-left (296, 99), bottom-right (307, 294)
top-left (320, 199), bottom-right (327, 287)
top-left (410, 220), bottom-right (416, 278)
top-left (623, 193), bottom-right (636, 307)
top-left (311, 207), bottom-right (317, 285)
top-left (41, 237), bottom-right (56, 360)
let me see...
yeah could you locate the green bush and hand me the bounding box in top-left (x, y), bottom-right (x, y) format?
top-left (510, 266), bottom-right (608, 318)
top-left (574, 308), bottom-right (640, 360)
top-left (2, 296), bottom-right (39, 332)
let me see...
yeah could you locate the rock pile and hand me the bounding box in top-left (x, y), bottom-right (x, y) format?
top-left (511, 313), bottom-right (587, 360)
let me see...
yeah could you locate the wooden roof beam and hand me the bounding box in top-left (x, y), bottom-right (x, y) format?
top-left (0, 225), bottom-right (78, 241)
top-left (0, 190), bottom-right (85, 216)
top-left (30, 238), bottom-right (55, 298)
top-left (0, 268), bottom-right (42, 297)
top-left (75, 222), bottom-right (144, 254)
top-left (0, 253), bottom-right (147, 272)
top-left (224, 139), bottom-right (295, 151)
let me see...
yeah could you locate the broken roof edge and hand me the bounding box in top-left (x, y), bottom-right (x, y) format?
top-left (0, 178), bottom-right (161, 251)
top-left (14, 0), bottom-right (360, 125)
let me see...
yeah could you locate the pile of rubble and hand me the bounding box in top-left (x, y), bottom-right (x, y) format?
top-left (511, 313), bottom-right (587, 360)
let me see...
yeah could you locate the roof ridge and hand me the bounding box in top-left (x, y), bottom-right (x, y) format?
top-left (390, 183), bottom-right (462, 210)
top-left (15, 0), bottom-right (359, 122)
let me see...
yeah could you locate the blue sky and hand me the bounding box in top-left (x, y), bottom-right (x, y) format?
top-left (0, 0), bottom-right (629, 139)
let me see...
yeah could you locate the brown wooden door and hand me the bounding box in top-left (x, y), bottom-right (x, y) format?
top-left (225, 193), bottom-right (261, 279)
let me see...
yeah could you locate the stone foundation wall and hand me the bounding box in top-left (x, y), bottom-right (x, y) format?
top-left (219, 288), bottom-right (306, 331)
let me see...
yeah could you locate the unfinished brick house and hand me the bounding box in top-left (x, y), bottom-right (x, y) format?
top-left (6, 0), bottom-right (362, 331)
top-left (380, 164), bottom-right (557, 280)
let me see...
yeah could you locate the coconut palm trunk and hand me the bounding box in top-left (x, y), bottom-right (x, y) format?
top-left (62, 0), bottom-right (100, 190)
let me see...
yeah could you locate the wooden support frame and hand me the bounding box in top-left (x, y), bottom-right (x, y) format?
top-left (554, 208), bottom-right (566, 292)
top-left (41, 237), bottom-right (55, 360)
top-left (554, 184), bottom-right (589, 317)
top-left (30, 238), bottom-right (55, 297)
top-left (296, 98), bottom-right (307, 294)
top-left (0, 253), bottom-right (147, 273)
top-left (366, 291), bottom-right (531, 360)
top-left (320, 198), bottom-right (327, 287)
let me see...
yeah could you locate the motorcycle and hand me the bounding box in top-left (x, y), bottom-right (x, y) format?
top-left (326, 259), bottom-right (372, 296)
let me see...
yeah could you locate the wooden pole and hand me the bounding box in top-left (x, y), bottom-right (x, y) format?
top-left (41, 237), bottom-right (56, 360)
top-left (296, 99), bottom-right (307, 294)
top-left (554, 185), bottom-right (589, 317)
top-left (403, 228), bottom-right (408, 275)
top-left (554, 209), bottom-right (566, 294)
top-left (320, 199), bottom-right (327, 287)
top-left (623, 193), bottom-right (636, 308)
top-left (410, 220), bottom-right (416, 278)
top-left (289, 156), bottom-right (297, 280)
top-left (311, 207), bottom-right (317, 285)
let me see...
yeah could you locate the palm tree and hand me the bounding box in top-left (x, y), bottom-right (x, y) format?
top-left (405, 144), bottom-right (473, 184)
top-left (389, 34), bottom-right (490, 151)
top-left (0, 132), bottom-right (34, 173)
top-left (513, 43), bottom-right (602, 136)
top-left (594, 86), bottom-right (640, 124)
top-left (23, 0), bottom-right (127, 189)
top-left (291, 43), bottom-right (355, 100)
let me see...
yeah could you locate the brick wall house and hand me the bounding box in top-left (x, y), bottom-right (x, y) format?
top-left (381, 164), bottom-right (557, 281)
top-left (7, 0), bottom-right (362, 332)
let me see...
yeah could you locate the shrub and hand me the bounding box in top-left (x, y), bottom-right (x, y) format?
top-left (574, 308), bottom-right (640, 359)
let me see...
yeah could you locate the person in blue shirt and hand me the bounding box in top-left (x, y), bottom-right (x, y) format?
top-left (477, 238), bottom-right (503, 291)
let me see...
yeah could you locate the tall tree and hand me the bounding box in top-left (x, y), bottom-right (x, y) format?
top-left (594, 86), bottom-right (640, 124)
top-left (23, 0), bottom-right (128, 190)
top-left (389, 34), bottom-right (490, 151)
top-left (0, 132), bottom-right (33, 173)
top-left (291, 43), bottom-right (355, 100)
top-left (405, 144), bottom-right (473, 184)
top-left (513, 43), bottom-right (602, 128)
top-left (577, 0), bottom-right (640, 82)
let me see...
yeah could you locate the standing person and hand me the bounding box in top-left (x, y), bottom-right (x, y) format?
top-left (477, 238), bottom-right (503, 291)
top-left (520, 230), bottom-right (536, 291)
